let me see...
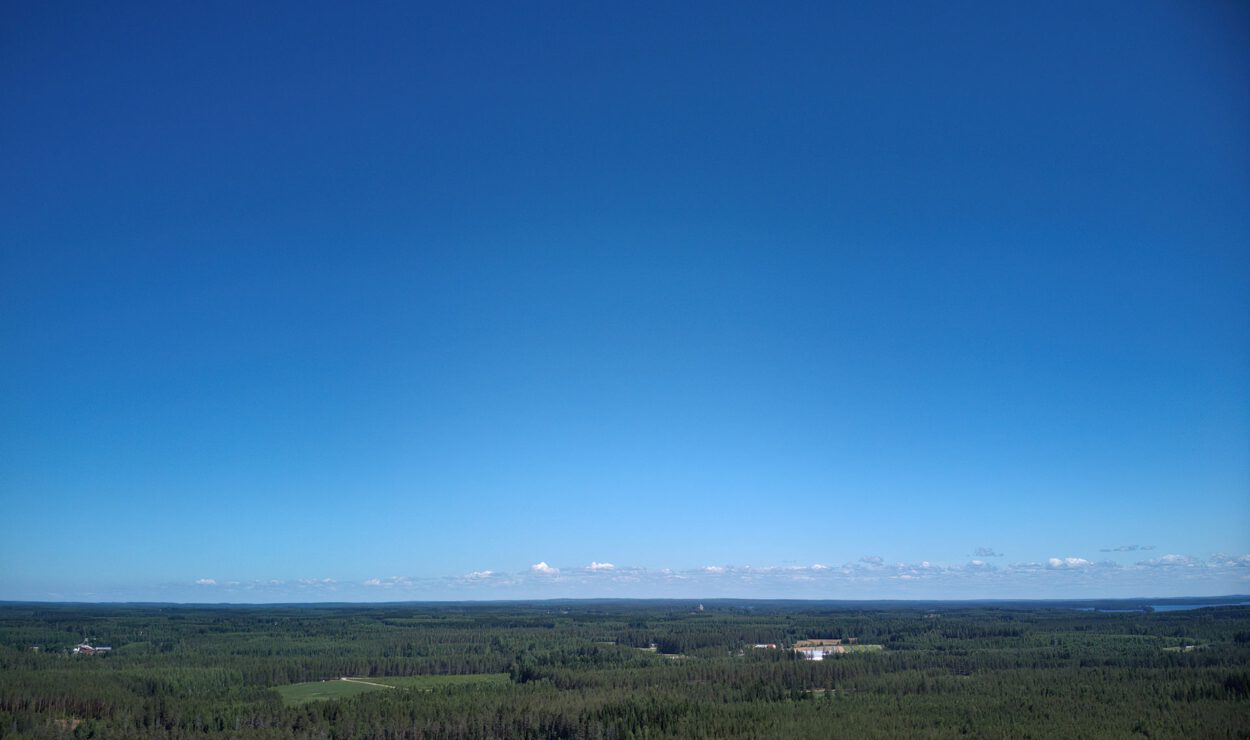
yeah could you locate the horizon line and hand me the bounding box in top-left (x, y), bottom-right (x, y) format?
top-left (4, 594), bottom-right (1248, 607)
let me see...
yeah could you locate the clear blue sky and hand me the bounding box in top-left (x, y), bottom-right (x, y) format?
top-left (2, 0), bottom-right (1248, 602)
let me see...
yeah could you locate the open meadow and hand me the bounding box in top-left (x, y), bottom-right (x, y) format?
top-left (276, 674), bottom-right (511, 706)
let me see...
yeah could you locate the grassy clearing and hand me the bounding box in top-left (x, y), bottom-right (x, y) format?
top-left (368, 674), bottom-right (510, 689)
top-left (275, 680), bottom-right (380, 705)
top-left (843, 644), bottom-right (885, 653)
top-left (1162, 644), bottom-right (1204, 653)
top-left (275, 674), bottom-right (510, 706)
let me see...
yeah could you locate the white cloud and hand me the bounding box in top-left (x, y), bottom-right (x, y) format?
top-left (297, 578), bottom-right (336, 586)
top-left (177, 551), bottom-right (1250, 600)
top-left (1009, 561), bottom-right (1045, 571)
top-left (1138, 554), bottom-right (1196, 567)
top-left (363, 576), bottom-right (413, 588)
top-left (1209, 554), bottom-right (1250, 568)
top-left (1046, 557), bottom-right (1092, 569)
top-left (974, 547), bottom-right (1003, 557)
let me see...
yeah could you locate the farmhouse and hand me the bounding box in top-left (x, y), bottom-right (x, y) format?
top-left (793, 639), bottom-right (846, 660)
top-left (73, 642), bottom-right (112, 656)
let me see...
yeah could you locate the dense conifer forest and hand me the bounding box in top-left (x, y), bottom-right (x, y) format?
top-left (1, 600), bottom-right (1248, 738)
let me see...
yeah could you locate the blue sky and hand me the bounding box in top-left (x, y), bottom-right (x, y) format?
top-left (2, 0), bottom-right (1248, 602)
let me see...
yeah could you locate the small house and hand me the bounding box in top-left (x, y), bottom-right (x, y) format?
top-left (73, 643), bottom-right (112, 655)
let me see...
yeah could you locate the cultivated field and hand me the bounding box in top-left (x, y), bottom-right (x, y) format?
top-left (274, 679), bottom-right (378, 705)
top-left (276, 673), bottom-right (509, 705)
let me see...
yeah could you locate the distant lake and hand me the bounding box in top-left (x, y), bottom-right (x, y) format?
top-left (1074, 602), bottom-right (1250, 613)
top-left (1150, 602), bottom-right (1250, 612)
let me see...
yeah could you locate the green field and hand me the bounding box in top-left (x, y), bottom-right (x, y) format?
top-left (275, 674), bottom-right (509, 705)
top-left (274, 680), bottom-right (382, 705)
top-left (367, 674), bottom-right (510, 690)
top-left (843, 643), bottom-right (884, 653)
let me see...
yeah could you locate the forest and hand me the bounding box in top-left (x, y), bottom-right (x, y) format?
top-left (1, 599), bottom-right (1248, 738)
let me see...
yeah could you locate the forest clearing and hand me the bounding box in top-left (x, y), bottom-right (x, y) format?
top-left (276, 674), bottom-right (510, 706)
